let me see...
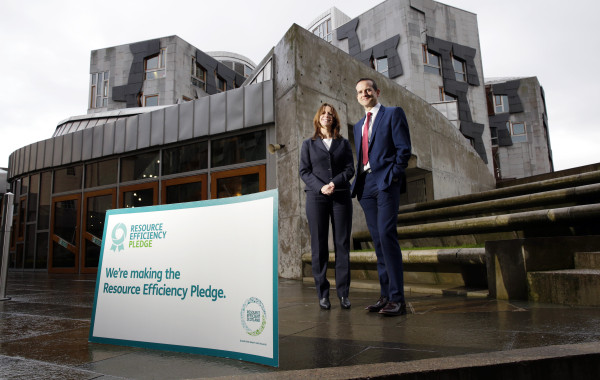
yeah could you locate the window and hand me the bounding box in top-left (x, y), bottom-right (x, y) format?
top-left (191, 57), bottom-right (206, 90)
top-left (250, 59), bottom-right (272, 84)
top-left (121, 186), bottom-right (156, 208)
top-left (85, 159), bottom-right (118, 188)
top-left (422, 45), bottom-right (441, 75)
top-left (28, 174), bottom-right (39, 222)
top-left (439, 87), bottom-right (457, 101)
top-left (18, 196), bottom-right (26, 241)
top-left (211, 166), bottom-right (266, 199)
top-left (162, 175), bottom-right (207, 204)
top-left (144, 48), bottom-right (166, 80)
top-left (38, 171), bottom-right (51, 230)
top-left (211, 130), bottom-right (266, 168)
top-left (510, 122), bottom-right (527, 143)
top-left (162, 141), bottom-right (208, 176)
top-left (452, 56), bottom-right (466, 82)
top-left (90, 71), bottom-right (109, 109)
top-left (83, 189), bottom-right (115, 270)
top-left (490, 127), bottom-right (498, 146)
top-left (312, 18), bottom-right (332, 42)
top-left (244, 64), bottom-right (253, 78)
top-left (222, 60), bottom-right (253, 78)
top-left (53, 165), bottom-right (83, 194)
top-left (120, 151), bottom-right (160, 182)
top-left (144, 94), bottom-right (158, 107)
top-left (216, 74), bottom-right (226, 92)
top-left (494, 95), bottom-right (509, 113)
top-left (374, 57), bottom-right (389, 78)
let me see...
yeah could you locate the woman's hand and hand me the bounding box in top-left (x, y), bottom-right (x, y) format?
top-left (321, 182), bottom-right (335, 195)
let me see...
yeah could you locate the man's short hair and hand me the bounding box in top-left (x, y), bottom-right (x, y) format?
top-left (356, 78), bottom-right (378, 91)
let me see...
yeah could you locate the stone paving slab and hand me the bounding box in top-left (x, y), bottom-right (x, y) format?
top-left (1, 272), bottom-right (600, 379)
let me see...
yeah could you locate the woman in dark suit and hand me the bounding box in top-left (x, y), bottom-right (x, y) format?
top-left (300, 103), bottom-right (355, 310)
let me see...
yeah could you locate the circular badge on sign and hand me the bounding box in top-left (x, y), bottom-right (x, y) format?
top-left (240, 297), bottom-right (267, 336)
top-left (111, 223), bottom-right (127, 252)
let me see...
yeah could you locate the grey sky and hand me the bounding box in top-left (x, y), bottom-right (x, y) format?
top-left (1, 0), bottom-right (597, 170)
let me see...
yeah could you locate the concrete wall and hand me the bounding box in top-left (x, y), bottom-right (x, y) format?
top-left (273, 24), bottom-right (495, 279)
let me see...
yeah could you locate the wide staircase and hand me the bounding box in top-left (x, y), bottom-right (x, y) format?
top-left (302, 165), bottom-right (600, 304)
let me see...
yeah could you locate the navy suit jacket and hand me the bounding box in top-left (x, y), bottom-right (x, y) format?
top-left (351, 105), bottom-right (412, 195)
top-left (299, 137), bottom-right (355, 193)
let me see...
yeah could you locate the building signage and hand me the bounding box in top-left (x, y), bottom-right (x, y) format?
top-left (89, 190), bottom-right (279, 367)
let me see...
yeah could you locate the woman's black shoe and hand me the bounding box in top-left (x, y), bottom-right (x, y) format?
top-left (319, 297), bottom-right (331, 310)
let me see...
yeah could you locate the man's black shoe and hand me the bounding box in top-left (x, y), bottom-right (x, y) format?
top-left (378, 301), bottom-right (407, 316)
top-left (319, 297), bottom-right (331, 310)
top-left (340, 297), bottom-right (351, 309)
top-left (365, 296), bottom-right (389, 312)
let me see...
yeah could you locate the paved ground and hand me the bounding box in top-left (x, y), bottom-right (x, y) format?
top-left (1, 272), bottom-right (600, 379)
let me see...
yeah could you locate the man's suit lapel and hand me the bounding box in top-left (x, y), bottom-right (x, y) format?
top-left (369, 106), bottom-right (385, 149)
top-left (355, 115), bottom-right (366, 158)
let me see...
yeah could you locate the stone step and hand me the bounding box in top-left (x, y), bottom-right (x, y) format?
top-left (527, 269), bottom-right (600, 306)
top-left (301, 248), bottom-right (488, 289)
top-left (302, 277), bottom-right (489, 298)
top-left (301, 248), bottom-right (486, 265)
top-left (574, 252), bottom-right (600, 269)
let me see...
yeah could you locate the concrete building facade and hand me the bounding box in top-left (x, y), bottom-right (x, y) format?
top-left (306, 7), bottom-right (352, 43)
top-left (5, 24), bottom-right (494, 277)
top-left (8, 0), bottom-right (538, 278)
top-left (486, 77), bottom-right (553, 181)
top-left (308, 1), bottom-right (552, 185)
top-left (87, 35), bottom-right (253, 114)
top-left (320, 0), bottom-right (493, 189)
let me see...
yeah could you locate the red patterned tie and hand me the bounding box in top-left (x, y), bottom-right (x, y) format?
top-left (361, 112), bottom-right (372, 165)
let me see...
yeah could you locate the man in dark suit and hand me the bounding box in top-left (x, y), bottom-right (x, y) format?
top-left (351, 78), bottom-right (412, 316)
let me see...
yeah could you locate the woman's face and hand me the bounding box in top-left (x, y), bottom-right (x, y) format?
top-left (319, 106), bottom-right (334, 129)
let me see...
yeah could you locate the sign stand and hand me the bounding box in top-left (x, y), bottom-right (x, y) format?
top-left (89, 190), bottom-right (279, 367)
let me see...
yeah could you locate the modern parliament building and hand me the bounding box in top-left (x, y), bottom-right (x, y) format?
top-left (5, 0), bottom-right (552, 278)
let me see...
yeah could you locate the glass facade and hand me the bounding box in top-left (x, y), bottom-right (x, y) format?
top-left (7, 129), bottom-right (268, 273)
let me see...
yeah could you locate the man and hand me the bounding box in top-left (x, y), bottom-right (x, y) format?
top-left (351, 78), bottom-right (412, 316)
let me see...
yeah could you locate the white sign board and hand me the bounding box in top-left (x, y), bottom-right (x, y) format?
top-left (89, 190), bottom-right (279, 367)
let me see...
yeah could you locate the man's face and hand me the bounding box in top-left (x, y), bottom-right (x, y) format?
top-left (356, 80), bottom-right (380, 109)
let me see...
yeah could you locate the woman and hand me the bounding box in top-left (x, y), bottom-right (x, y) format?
top-left (299, 103), bottom-right (355, 310)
